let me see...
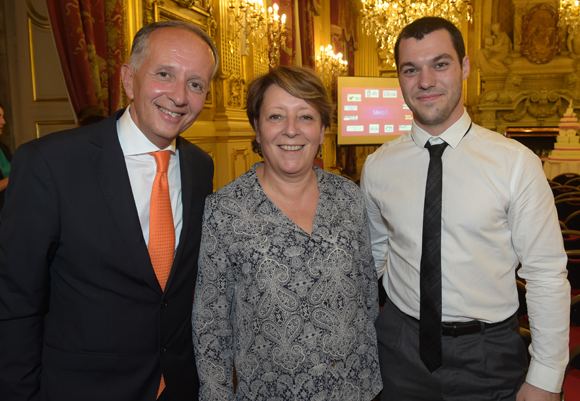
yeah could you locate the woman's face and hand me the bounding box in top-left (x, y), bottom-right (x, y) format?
top-left (255, 84), bottom-right (325, 178)
top-left (0, 107), bottom-right (5, 135)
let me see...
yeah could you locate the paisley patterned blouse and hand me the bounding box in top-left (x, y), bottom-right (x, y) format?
top-left (192, 163), bottom-right (382, 401)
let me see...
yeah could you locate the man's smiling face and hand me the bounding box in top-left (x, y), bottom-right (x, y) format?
top-left (397, 29), bottom-right (469, 136)
top-left (121, 27), bottom-right (215, 148)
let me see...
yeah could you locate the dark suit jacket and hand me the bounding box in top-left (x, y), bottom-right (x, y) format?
top-left (0, 109), bottom-right (213, 401)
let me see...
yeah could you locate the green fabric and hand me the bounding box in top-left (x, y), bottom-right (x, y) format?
top-left (0, 148), bottom-right (9, 179)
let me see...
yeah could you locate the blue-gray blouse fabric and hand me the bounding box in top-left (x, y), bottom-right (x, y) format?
top-left (192, 163), bottom-right (382, 401)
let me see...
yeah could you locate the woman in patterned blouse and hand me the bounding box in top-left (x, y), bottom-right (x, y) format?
top-left (192, 66), bottom-right (382, 400)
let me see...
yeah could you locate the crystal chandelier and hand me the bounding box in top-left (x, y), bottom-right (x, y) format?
top-left (228, 1), bottom-right (286, 68)
top-left (228, 0), bottom-right (266, 54)
top-left (317, 45), bottom-right (348, 86)
top-left (361, 0), bottom-right (473, 67)
top-left (558, 0), bottom-right (580, 35)
top-left (316, 45), bottom-right (348, 100)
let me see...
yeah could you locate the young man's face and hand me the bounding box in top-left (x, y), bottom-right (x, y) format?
top-left (398, 29), bottom-right (469, 136)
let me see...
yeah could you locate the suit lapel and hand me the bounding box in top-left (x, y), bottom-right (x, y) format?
top-left (88, 110), bottom-right (162, 294)
top-left (164, 137), bottom-right (194, 292)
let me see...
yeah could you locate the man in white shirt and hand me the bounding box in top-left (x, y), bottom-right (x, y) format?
top-left (0, 21), bottom-right (217, 401)
top-left (361, 17), bottom-right (569, 401)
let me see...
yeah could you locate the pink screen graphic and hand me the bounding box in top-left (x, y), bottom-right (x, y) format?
top-left (341, 87), bottom-right (413, 137)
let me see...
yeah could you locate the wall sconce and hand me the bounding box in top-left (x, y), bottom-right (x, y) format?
top-left (267, 3), bottom-right (287, 68)
top-left (317, 45), bottom-right (348, 88)
top-left (228, 0), bottom-right (286, 68)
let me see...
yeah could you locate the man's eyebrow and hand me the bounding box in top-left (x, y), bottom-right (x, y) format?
top-left (432, 53), bottom-right (454, 63)
top-left (399, 53), bottom-right (455, 71)
top-left (153, 65), bottom-right (207, 83)
top-left (188, 74), bottom-right (205, 81)
top-left (399, 61), bottom-right (417, 71)
top-left (154, 64), bottom-right (175, 71)
top-left (187, 74), bottom-right (208, 85)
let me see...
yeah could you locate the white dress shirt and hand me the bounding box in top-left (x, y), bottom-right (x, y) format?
top-left (117, 107), bottom-right (182, 249)
top-left (361, 110), bottom-right (570, 392)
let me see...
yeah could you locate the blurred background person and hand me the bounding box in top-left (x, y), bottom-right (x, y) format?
top-left (77, 105), bottom-right (107, 126)
top-left (0, 103), bottom-right (12, 216)
top-left (192, 66), bottom-right (382, 400)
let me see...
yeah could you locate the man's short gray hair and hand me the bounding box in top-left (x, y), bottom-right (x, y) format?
top-left (129, 21), bottom-right (219, 79)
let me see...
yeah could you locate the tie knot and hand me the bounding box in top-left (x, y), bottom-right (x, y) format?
top-left (150, 151), bottom-right (171, 173)
top-left (425, 141), bottom-right (448, 158)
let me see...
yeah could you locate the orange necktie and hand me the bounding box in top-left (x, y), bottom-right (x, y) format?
top-left (149, 150), bottom-right (175, 291)
top-left (149, 150), bottom-right (174, 399)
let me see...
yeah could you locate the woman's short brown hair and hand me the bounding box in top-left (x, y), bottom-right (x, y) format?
top-left (246, 66), bottom-right (333, 132)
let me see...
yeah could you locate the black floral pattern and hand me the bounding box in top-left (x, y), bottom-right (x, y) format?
top-left (192, 163), bottom-right (381, 400)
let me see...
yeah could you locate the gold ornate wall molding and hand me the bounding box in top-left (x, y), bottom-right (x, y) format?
top-left (26, 0), bottom-right (49, 24)
top-left (120, 0), bottom-right (132, 108)
top-left (143, 0), bottom-right (162, 26)
top-left (174, 0), bottom-right (212, 9)
top-left (144, 0), bottom-right (211, 26)
top-left (473, 0), bottom-right (580, 134)
top-left (521, 3), bottom-right (560, 64)
top-left (203, 148), bottom-right (218, 189)
top-left (226, 75), bottom-right (246, 108)
top-left (28, 16), bottom-right (68, 102)
top-left (231, 147), bottom-right (250, 180)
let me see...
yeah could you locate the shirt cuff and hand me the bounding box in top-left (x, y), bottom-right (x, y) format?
top-left (525, 360), bottom-right (565, 394)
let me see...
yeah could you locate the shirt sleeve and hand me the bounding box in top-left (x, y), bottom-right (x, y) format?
top-left (361, 161), bottom-right (389, 279)
top-left (192, 197), bottom-right (235, 401)
top-left (508, 150), bottom-right (570, 393)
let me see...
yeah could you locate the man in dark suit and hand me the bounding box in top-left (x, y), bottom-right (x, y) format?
top-left (0, 20), bottom-right (218, 401)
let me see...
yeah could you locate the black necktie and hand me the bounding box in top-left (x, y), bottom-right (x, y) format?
top-left (420, 140), bottom-right (448, 373)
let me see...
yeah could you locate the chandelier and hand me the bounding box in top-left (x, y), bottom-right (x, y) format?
top-left (558, 0), bottom-right (580, 35)
top-left (316, 45), bottom-right (348, 99)
top-left (361, 0), bottom-right (473, 67)
top-left (317, 45), bottom-right (348, 85)
top-left (227, 1), bottom-right (286, 68)
top-left (228, 0), bottom-right (266, 54)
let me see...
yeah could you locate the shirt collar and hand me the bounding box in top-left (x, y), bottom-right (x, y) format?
top-left (410, 109), bottom-right (472, 149)
top-left (118, 105), bottom-right (177, 156)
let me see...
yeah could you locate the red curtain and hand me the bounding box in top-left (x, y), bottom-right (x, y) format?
top-left (298, 0), bottom-right (316, 69)
top-left (279, 0), bottom-right (295, 66)
top-left (46, 0), bottom-right (124, 116)
top-left (278, 0), bottom-right (315, 69)
top-left (331, 0), bottom-right (358, 76)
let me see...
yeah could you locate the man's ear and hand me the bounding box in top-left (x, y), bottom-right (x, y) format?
top-left (462, 55), bottom-right (470, 81)
top-left (121, 63), bottom-right (135, 100)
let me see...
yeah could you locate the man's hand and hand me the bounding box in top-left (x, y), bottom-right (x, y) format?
top-left (516, 382), bottom-right (560, 401)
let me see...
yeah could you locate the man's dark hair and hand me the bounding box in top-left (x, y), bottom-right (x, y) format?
top-left (394, 17), bottom-right (466, 70)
